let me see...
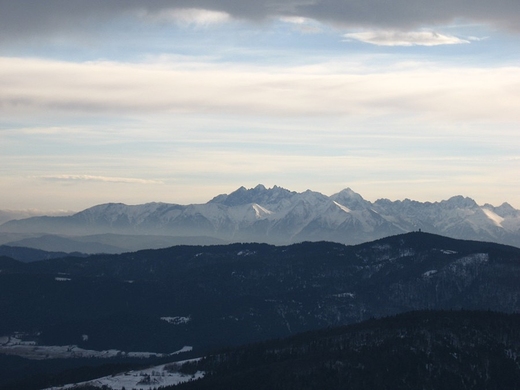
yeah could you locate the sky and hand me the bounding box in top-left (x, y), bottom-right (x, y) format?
top-left (1, 0), bottom-right (520, 212)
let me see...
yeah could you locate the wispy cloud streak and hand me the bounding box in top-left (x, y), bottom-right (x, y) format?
top-left (344, 31), bottom-right (469, 46)
top-left (40, 175), bottom-right (163, 185)
top-left (1, 57), bottom-right (519, 123)
top-left (140, 8), bottom-right (231, 26)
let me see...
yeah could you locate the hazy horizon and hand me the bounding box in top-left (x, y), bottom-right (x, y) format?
top-left (1, 1), bottom-right (519, 211)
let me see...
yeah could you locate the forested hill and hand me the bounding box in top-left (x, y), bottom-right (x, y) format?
top-left (2, 232), bottom-right (520, 354)
top-left (174, 310), bottom-right (520, 390)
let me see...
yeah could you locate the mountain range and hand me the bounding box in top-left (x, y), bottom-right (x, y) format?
top-left (1, 185), bottom-right (520, 253)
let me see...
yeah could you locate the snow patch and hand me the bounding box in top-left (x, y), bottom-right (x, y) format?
top-left (422, 270), bottom-right (438, 277)
top-left (481, 207), bottom-right (505, 227)
top-left (332, 292), bottom-right (355, 298)
top-left (440, 249), bottom-right (458, 255)
top-left (237, 250), bottom-right (256, 256)
top-left (172, 346), bottom-right (193, 354)
top-left (252, 203), bottom-right (272, 218)
top-left (161, 316), bottom-right (191, 325)
top-left (399, 248), bottom-right (415, 257)
top-left (454, 253), bottom-right (489, 266)
top-left (0, 335), bottom-right (36, 346)
top-left (44, 358), bottom-right (203, 390)
top-left (127, 346), bottom-right (193, 358)
top-left (0, 335), bottom-right (193, 360)
top-left (333, 201), bottom-right (352, 213)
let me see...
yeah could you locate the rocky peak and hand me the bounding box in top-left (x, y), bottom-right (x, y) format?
top-left (208, 185), bottom-right (294, 207)
top-left (331, 188), bottom-right (369, 210)
top-left (442, 196), bottom-right (478, 209)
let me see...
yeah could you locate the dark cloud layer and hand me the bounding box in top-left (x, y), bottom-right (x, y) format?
top-left (1, 0), bottom-right (520, 41)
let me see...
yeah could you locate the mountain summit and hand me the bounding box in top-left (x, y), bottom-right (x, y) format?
top-left (209, 184), bottom-right (295, 207)
top-left (1, 185), bottom-right (520, 249)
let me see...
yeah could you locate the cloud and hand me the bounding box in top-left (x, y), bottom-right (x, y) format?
top-left (279, 16), bottom-right (323, 34)
top-left (344, 31), bottom-right (469, 46)
top-left (142, 8), bottom-right (231, 26)
top-left (1, 56), bottom-right (520, 123)
top-left (40, 175), bottom-right (163, 185)
top-left (280, 16), bottom-right (309, 25)
top-left (1, 0), bottom-right (520, 43)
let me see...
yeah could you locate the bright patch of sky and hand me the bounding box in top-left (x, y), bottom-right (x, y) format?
top-left (1, 1), bottom-right (519, 211)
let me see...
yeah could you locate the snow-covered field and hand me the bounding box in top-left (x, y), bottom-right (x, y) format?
top-left (1, 334), bottom-right (202, 388)
top-left (0, 334), bottom-right (192, 360)
top-left (160, 316), bottom-right (191, 325)
top-left (44, 359), bottom-right (204, 390)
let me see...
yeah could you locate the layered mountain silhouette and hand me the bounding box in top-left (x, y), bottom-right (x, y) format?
top-left (1, 185), bottom-right (519, 253)
top-left (2, 232), bottom-right (520, 389)
top-left (2, 232), bottom-right (520, 354)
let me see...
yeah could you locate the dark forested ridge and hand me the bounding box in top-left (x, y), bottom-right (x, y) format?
top-left (173, 310), bottom-right (520, 390)
top-left (1, 232), bottom-right (520, 353)
top-left (1, 232), bottom-right (520, 388)
top-left (4, 311), bottom-right (520, 389)
top-left (0, 244), bottom-right (86, 262)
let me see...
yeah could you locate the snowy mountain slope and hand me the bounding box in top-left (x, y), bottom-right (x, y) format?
top-left (372, 196), bottom-right (520, 246)
top-left (1, 185), bottom-right (520, 248)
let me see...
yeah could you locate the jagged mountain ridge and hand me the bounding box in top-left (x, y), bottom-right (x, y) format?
top-left (1, 184), bottom-right (520, 248)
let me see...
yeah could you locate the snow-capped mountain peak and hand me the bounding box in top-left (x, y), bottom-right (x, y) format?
top-left (442, 195), bottom-right (478, 209)
top-left (330, 188), bottom-right (369, 211)
top-left (1, 186), bottom-right (520, 248)
top-left (485, 202), bottom-right (519, 218)
top-left (209, 184), bottom-right (295, 207)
